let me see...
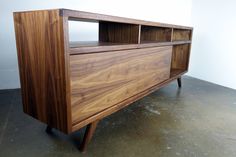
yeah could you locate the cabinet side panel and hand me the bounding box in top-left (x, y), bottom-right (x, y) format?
top-left (14, 10), bottom-right (70, 133)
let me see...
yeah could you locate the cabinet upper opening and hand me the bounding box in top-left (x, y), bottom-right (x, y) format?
top-left (69, 20), bottom-right (140, 48)
top-left (172, 29), bottom-right (192, 41)
top-left (141, 25), bottom-right (172, 43)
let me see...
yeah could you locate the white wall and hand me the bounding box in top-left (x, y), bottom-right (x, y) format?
top-left (0, 0), bottom-right (192, 89)
top-left (188, 0), bottom-right (236, 89)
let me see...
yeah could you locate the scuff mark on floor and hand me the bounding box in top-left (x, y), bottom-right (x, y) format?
top-left (144, 105), bottom-right (161, 115)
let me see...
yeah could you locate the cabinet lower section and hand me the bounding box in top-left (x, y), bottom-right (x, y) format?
top-left (70, 46), bottom-right (172, 127)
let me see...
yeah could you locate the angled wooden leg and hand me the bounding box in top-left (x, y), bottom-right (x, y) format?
top-left (80, 120), bottom-right (99, 153)
top-left (45, 125), bottom-right (53, 134)
top-left (177, 77), bottom-right (182, 88)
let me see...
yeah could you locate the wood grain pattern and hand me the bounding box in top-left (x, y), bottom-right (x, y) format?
top-left (72, 67), bottom-right (187, 131)
top-left (79, 120), bottom-right (99, 152)
top-left (172, 29), bottom-right (191, 41)
top-left (171, 44), bottom-right (190, 70)
top-left (141, 26), bottom-right (172, 42)
top-left (14, 10), bottom-right (71, 133)
top-left (70, 46), bottom-right (172, 125)
top-left (99, 22), bottom-right (139, 44)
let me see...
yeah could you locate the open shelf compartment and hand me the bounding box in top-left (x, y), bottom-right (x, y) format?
top-left (99, 21), bottom-right (139, 44)
top-left (140, 25), bottom-right (172, 43)
top-left (170, 44), bottom-right (190, 77)
top-left (172, 29), bottom-right (192, 41)
top-left (68, 20), bottom-right (140, 49)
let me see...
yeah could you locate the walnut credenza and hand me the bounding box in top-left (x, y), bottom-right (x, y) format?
top-left (13, 9), bottom-right (193, 152)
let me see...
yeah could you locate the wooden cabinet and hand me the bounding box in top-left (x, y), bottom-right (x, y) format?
top-left (13, 9), bottom-right (193, 152)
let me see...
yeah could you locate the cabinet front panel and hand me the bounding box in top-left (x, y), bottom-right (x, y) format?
top-left (70, 46), bottom-right (172, 125)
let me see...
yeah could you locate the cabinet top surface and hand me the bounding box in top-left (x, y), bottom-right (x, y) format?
top-left (14, 8), bottom-right (193, 30)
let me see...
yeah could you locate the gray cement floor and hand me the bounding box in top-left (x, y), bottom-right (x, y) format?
top-left (0, 76), bottom-right (236, 157)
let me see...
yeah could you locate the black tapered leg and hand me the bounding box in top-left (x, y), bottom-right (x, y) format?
top-left (177, 77), bottom-right (182, 88)
top-left (79, 120), bottom-right (99, 153)
top-left (45, 125), bottom-right (53, 134)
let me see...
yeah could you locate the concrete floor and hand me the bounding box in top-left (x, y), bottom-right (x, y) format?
top-left (0, 76), bottom-right (236, 157)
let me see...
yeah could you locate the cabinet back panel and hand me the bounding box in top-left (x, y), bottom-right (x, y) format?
top-left (171, 44), bottom-right (190, 70)
top-left (141, 26), bottom-right (172, 42)
top-left (172, 29), bottom-right (191, 41)
top-left (70, 46), bottom-right (172, 124)
top-left (99, 22), bottom-right (139, 44)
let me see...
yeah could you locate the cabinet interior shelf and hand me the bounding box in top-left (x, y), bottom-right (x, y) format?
top-left (170, 69), bottom-right (186, 77)
top-left (69, 40), bottom-right (192, 54)
top-left (70, 41), bottom-right (129, 48)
